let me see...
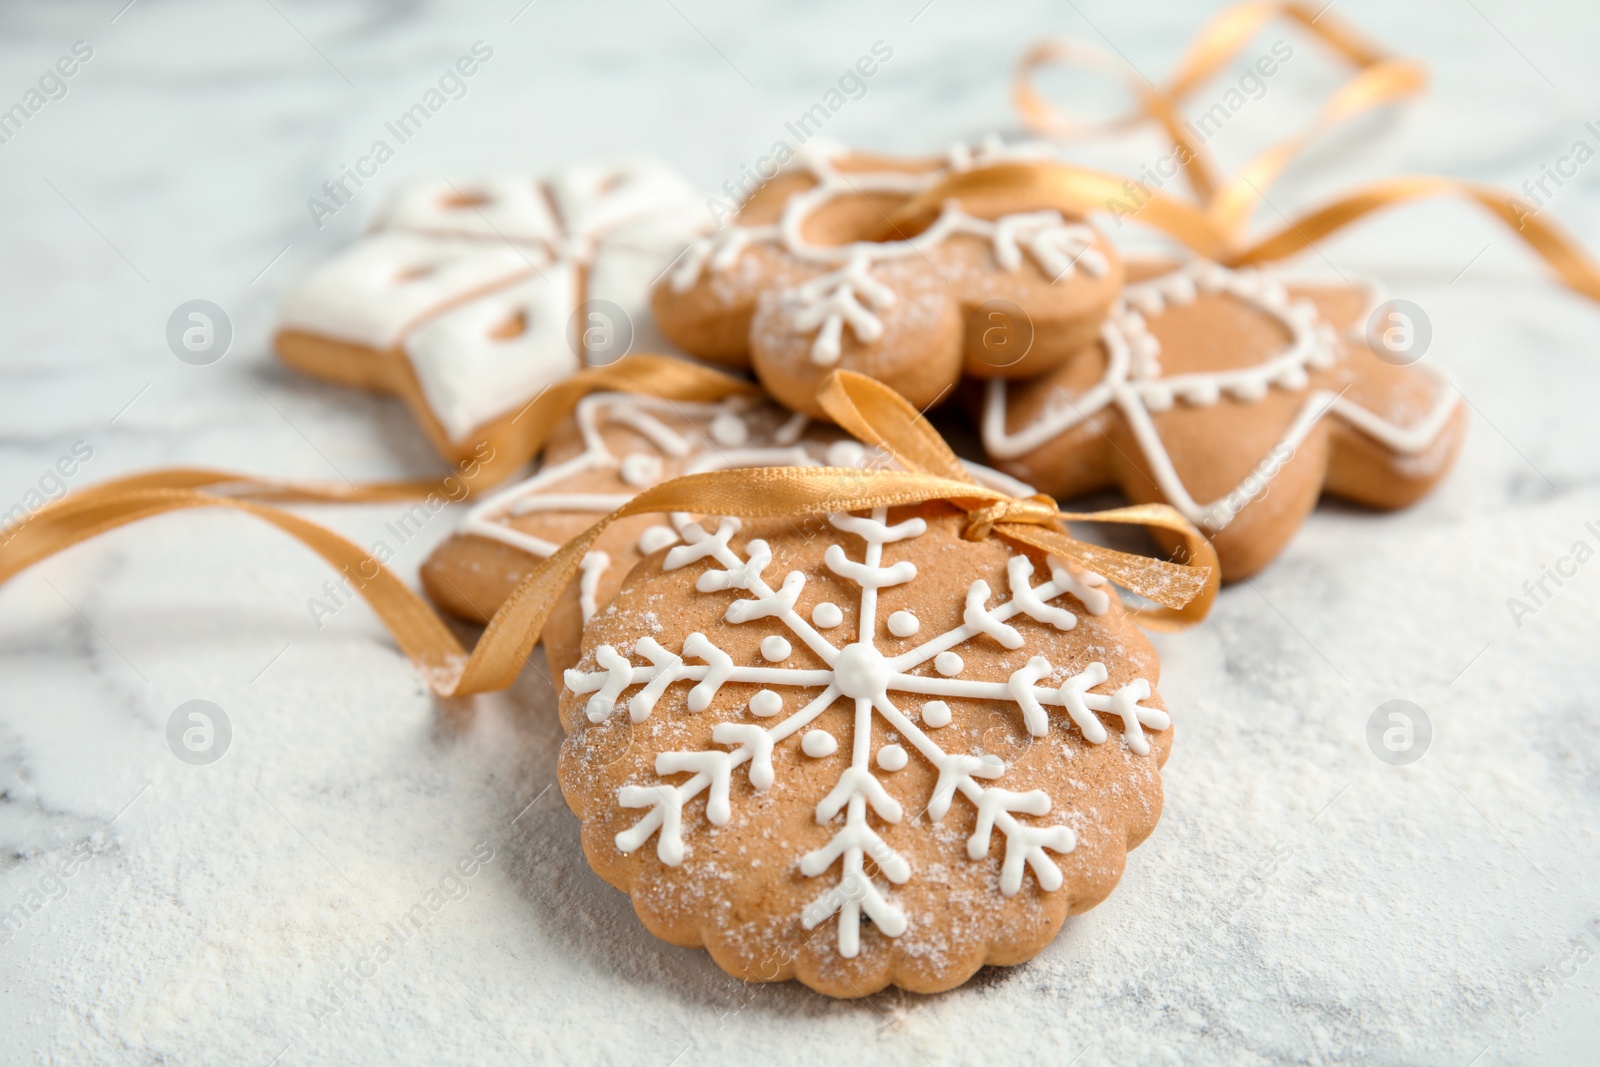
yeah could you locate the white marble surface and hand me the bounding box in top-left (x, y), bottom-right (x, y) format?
top-left (3, 1), bottom-right (1600, 1063)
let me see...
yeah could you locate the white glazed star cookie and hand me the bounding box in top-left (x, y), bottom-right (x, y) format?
top-left (274, 161), bottom-right (707, 466)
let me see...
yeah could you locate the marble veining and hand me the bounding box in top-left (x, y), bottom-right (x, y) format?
top-left (2, 0), bottom-right (1599, 1064)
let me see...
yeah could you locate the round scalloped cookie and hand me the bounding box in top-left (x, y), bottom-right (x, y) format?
top-left (557, 502), bottom-right (1170, 996)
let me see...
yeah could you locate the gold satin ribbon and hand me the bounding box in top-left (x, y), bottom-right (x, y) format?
top-left (134, 354), bottom-right (757, 504)
top-left (906, 2), bottom-right (1600, 304)
top-left (0, 372), bottom-right (1216, 699)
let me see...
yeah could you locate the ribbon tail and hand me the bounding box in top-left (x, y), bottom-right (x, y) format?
top-left (997, 502), bottom-right (1220, 630)
top-left (0, 487), bottom-right (472, 687)
top-left (1228, 176), bottom-right (1600, 303)
top-left (13, 356), bottom-right (759, 512)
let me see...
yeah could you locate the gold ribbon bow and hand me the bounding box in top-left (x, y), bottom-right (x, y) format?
top-left (883, 1), bottom-right (1600, 304)
top-left (0, 371), bottom-right (1216, 700)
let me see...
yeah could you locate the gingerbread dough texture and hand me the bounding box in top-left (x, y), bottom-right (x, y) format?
top-left (653, 141), bottom-right (1123, 418)
top-left (980, 260), bottom-right (1466, 578)
top-left (558, 502), bottom-right (1170, 997)
top-left (420, 392), bottom-right (870, 675)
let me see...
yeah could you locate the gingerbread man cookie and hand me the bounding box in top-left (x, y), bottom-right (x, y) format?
top-left (559, 502), bottom-right (1169, 996)
top-left (980, 260), bottom-right (1466, 578)
top-left (275, 161), bottom-right (706, 466)
top-left (420, 390), bottom-right (1035, 675)
top-left (652, 140), bottom-right (1123, 418)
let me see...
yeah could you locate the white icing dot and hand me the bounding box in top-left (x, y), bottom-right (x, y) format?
top-left (887, 610), bottom-right (919, 637)
top-left (618, 452), bottom-right (662, 487)
top-left (749, 689), bottom-right (783, 717)
top-left (825, 440), bottom-right (867, 467)
top-left (812, 602), bottom-right (844, 629)
top-left (759, 635), bottom-right (792, 662)
top-left (922, 700), bottom-right (952, 728)
top-left (934, 651), bottom-right (963, 677)
top-left (709, 412), bottom-right (749, 447)
top-left (801, 729), bottom-right (838, 757)
top-left (876, 744), bottom-right (908, 771)
top-left (637, 525), bottom-right (678, 554)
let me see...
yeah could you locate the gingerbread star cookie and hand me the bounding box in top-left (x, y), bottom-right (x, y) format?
top-left (652, 140), bottom-right (1123, 418)
top-left (274, 161), bottom-right (706, 467)
top-left (420, 390), bottom-right (1036, 676)
top-left (979, 260), bottom-right (1466, 578)
top-left (558, 502), bottom-right (1170, 997)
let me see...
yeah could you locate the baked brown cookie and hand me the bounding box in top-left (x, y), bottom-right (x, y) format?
top-left (421, 391), bottom-right (1037, 676)
top-left (558, 502), bottom-right (1170, 997)
top-left (652, 141), bottom-right (1123, 418)
top-left (979, 260), bottom-right (1466, 578)
top-left (274, 161), bottom-right (706, 467)
top-left (421, 392), bottom-right (868, 675)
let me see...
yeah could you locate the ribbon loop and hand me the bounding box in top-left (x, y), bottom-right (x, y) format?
top-left (1005, 2), bottom-right (1600, 306)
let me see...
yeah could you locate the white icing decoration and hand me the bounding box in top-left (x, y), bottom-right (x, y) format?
top-left (760, 635), bottom-right (792, 662)
top-left (545, 160), bottom-right (700, 251)
top-left (279, 160), bottom-right (707, 441)
top-left (372, 173), bottom-right (559, 244)
top-left (619, 452), bottom-right (663, 487)
top-left (455, 393), bottom-right (1040, 640)
top-left (709, 412), bottom-right (750, 447)
top-left (276, 233), bottom-right (536, 350)
top-left (749, 689), bottom-right (783, 717)
top-left (802, 730), bottom-right (838, 758)
top-left (403, 265), bottom-right (580, 442)
top-left (669, 141), bottom-right (1106, 364)
top-left (563, 506), bottom-right (1163, 958)
top-left (981, 261), bottom-right (1463, 532)
top-left (825, 441), bottom-right (868, 468)
top-left (934, 651), bottom-right (963, 677)
top-left (460, 394), bottom-right (817, 559)
top-left (812, 602), bottom-right (844, 629)
top-left (637, 525), bottom-right (679, 555)
top-left (887, 610), bottom-right (919, 637)
top-left (577, 551), bottom-right (610, 624)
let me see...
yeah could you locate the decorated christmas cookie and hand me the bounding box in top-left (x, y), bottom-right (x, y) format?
top-left (558, 501), bottom-right (1169, 997)
top-left (423, 391), bottom-right (861, 675)
top-left (274, 161), bottom-right (706, 467)
top-left (652, 140), bottom-right (1123, 418)
top-left (980, 260), bottom-right (1466, 578)
top-left (421, 390), bottom-right (1035, 675)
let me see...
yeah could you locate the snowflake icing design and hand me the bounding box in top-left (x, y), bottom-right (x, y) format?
top-left (564, 507), bottom-right (1167, 958)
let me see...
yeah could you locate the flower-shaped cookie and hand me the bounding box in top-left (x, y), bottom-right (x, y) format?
top-left (421, 390), bottom-right (1036, 674)
top-left (652, 141), bottom-right (1123, 418)
top-left (275, 161), bottom-right (705, 467)
top-left (559, 502), bottom-right (1169, 996)
top-left (980, 261), bottom-right (1466, 577)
